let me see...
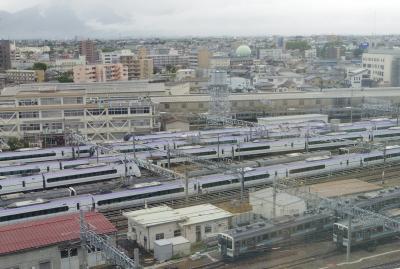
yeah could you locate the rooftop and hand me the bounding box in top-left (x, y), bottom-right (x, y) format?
top-left (0, 212), bottom-right (116, 255)
top-left (124, 204), bottom-right (232, 227)
top-left (250, 187), bottom-right (305, 206)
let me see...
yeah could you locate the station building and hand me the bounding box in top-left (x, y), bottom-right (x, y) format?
top-left (123, 204), bottom-right (232, 251)
top-left (0, 212), bottom-right (116, 269)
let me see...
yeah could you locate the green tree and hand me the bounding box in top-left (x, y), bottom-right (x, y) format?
top-left (7, 137), bottom-right (29, 151)
top-left (353, 48), bottom-right (364, 58)
top-left (57, 71), bottom-right (73, 83)
top-left (32, 62), bottom-right (47, 71)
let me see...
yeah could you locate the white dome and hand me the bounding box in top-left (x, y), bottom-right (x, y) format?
top-left (236, 45), bottom-right (251, 57)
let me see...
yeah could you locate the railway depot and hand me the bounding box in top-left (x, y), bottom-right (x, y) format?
top-left (2, 83), bottom-right (400, 268)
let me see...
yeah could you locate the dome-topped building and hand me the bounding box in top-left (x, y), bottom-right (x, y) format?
top-left (236, 45), bottom-right (251, 57)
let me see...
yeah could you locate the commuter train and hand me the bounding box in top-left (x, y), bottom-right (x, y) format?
top-left (0, 146), bottom-right (95, 164)
top-left (0, 162), bottom-right (141, 195)
top-left (333, 207), bottom-right (400, 251)
top-left (217, 214), bottom-right (334, 259)
top-left (2, 146), bottom-right (400, 225)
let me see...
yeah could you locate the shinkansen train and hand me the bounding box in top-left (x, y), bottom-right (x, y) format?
top-left (2, 146), bottom-right (400, 225)
top-left (0, 162), bottom-right (141, 195)
top-left (0, 146), bottom-right (95, 164)
top-left (0, 159), bottom-right (90, 178)
top-left (217, 214), bottom-right (333, 259)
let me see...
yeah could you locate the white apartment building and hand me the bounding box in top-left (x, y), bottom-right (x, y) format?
top-left (209, 57), bottom-right (230, 69)
top-left (362, 50), bottom-right (400, 86)
top-left (100, 49), bottom-right (133, 64)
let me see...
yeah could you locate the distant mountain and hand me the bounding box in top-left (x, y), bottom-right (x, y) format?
top-left (0, 4), bottom-right (106, 39)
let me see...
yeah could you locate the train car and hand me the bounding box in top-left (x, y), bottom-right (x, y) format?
top-left (218, 214), bottom-right (333, 259)
top-left (333, 216), bottom-right (399, 251)
top-left (0, 159), bottom-right (90, 178)
top-left (0, 162), bottom-right (141, 195)
top-left (0, 195), bottom-right (94, 226)
top-left (0, 146), bottom-right (95, 164)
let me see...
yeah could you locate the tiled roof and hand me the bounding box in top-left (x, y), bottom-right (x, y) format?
top-left (0, 212), bottom-right (116, 255)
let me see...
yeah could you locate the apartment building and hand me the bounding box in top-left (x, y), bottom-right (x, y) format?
top-left (73, 64), bottom-right (128, 83)
top-left (362, 49), bottom-right (400, 86)
top-left (120, 56), bottom-right (153, 80)
top-left (79, 40), bottom-right (97, 64)
top-left (0, 40), bottom-right (11, 71)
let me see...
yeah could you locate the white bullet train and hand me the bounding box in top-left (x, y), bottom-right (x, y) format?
top-left (0, 162), bottom-right (141, 195)
top-left (2, 145), bottom-right (400, 225)
top-left (0, 146), bottom-right (95, 165)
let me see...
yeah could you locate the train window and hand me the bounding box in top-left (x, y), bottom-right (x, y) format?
top-left (291, 142), bottom-right (294, 148)
top-left (47, 166), bottom-right (50, 172)
top-left (47, 169), bottom-right (118, 183)
top-left (346, 160), bottom-right (349, 166)
top-left (275, 171), bottom-right (278, 176)
top-left (289, 164), bottom-right (325, 174)
top-left (0, 185), bottom-right (2, 190)
top-left (0, 152), bottom-right (56, 162)
top-left (221, 149), bottom-right (224, 154)
top-left (76, 203), bottom-right (80, 210)
top-left (22, 181), bottom-right (25, 188)
top-left (226, 238), bottom-right (233, 249)
top-left (61, 151), bottom-right (64, 156)
top-left (235, 145), bottom-right (270, 152)
top-left (0, 206), bottom-right (69, 222)
top-left (364, 155), bottom-right (384, 162)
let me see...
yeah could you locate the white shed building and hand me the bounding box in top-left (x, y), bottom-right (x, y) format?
top-left (123, 204), bottom-right (232, 251)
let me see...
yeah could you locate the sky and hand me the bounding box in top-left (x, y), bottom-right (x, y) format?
top-left (0, 0), bottom-right (398, 38)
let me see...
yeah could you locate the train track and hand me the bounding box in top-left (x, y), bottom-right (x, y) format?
top-left (102, 160), bottom-right (400, 231)
top-left (266, 249), bottom-right (339, 269)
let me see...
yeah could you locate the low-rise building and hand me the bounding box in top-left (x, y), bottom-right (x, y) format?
top-left (124, 204), bottom-right (232, 251)
top-left (346, 68), bottom-right (371, 88)
top-left (0, 212), bottom-right (116, 269)
top-left (5, 69), bottom-right (45, 84)
top-left (176, 69), bottom-right (196, 81)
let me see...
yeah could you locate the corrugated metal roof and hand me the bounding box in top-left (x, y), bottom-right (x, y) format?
top-left (0, 212), bottom-right (116, 255)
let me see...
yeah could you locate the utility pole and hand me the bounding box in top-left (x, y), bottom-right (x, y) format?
top-left (239, 168), bottom-right (245, 202)
top-left (217, 134), bottom-right (220, 161)
top-left (382, 141), bottom-right (387, 185)
top-left (346, 214), bottom-right (352, 262)
top-left (79, 210), bottom-right (88, 269)
top-left (273, 176), bottom-right (277, 218)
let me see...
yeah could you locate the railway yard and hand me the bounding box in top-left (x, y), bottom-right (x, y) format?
top-left (4, 117), bottom-right (400, 268)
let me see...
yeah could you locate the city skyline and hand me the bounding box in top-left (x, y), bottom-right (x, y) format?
top-left (0, 0), bottom-right (399, 38)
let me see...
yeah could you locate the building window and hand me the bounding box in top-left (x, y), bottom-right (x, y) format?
top-left (64, 110), bottom-right (84, 117)
top-left (86, 109), bottom-right (105, 116)
top-left (174, 230), bottom-right (181, 237)
top-left (40, 97), bottom-right (62, 105)
top-left (19, 111), bottom-right (39, 119)
top-left (63, 97), bottom-right (83, 104)
top-left (164, 103), bottom-right (170, 109)
top-left (39, 261), bottom-right (51, 269)
top-left (109, 108), bottom-right (128, 115)
top-left (155, 233), bottom-right (164, 240)
top-left (70, 248), bottom-right (78, 257)
top-left (20, 123), bottom-right (40, 131)
top-left (41, 110), bottom-right (62, 118)
top-left (18, 99), bottom-right (38, 106)
top-left (205, 224), bottom-right (212, 233)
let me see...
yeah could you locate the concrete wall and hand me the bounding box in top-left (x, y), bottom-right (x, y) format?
top-left (131, 221), bottom-right (181, 251)
top-left (183, 219), bottom-right (230, 243)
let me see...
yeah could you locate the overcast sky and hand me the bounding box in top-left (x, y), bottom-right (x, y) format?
top-left (0, 0), bottom-right (398, 38)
